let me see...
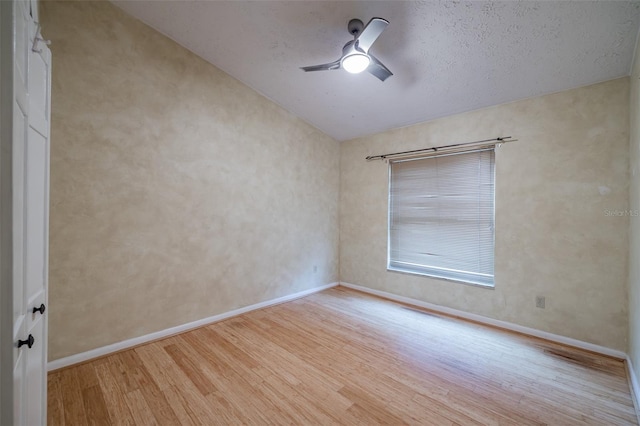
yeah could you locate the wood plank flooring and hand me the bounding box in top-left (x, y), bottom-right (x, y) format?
top-left (48, 287), bottom-right (638, 425)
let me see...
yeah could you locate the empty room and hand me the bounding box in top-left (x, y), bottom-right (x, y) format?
top-left (3, 0), bottom-right (640, 424)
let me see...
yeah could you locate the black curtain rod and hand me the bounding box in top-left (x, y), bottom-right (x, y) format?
top-left (365, 136), bottom-right (514, 161)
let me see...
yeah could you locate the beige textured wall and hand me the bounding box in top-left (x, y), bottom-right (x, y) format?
top-left (41, 1), bottom-right (340, 361)
top-left (341, 78), bottom-right (630, 351)
top-left (629, 45), bottom-right (640, 377)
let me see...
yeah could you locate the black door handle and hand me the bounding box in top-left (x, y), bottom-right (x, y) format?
top-left (32, 304), bottom-right (45, 315)
top-left (17, 334), bottom-right (34, 349)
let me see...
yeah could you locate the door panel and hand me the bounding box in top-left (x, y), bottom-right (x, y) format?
top-left (25, 126), bottom-right (46, 309)
top-left (15, 1), bottom-right (27, 89)
top-left (13, 353), bottom-right (25, 426)
top-left (12, 106), bottom-right (26, 334)
top-left (28, 44), bottom-right (48, 136)
top-left (25, 316), bottom-right (45, 426)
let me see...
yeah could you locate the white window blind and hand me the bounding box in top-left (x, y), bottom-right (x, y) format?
top-left (388, 148), bottom-right (495, 286)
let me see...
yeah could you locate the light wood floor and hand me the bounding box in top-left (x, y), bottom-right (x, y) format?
top-left (48, 287), bottom-right (638, 425)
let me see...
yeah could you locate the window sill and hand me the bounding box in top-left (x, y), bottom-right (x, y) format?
top-left (386, 266), bottom-right (495, 289)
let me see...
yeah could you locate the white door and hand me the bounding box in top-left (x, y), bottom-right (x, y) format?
top-left (11, 0), bottom-right (51, 424)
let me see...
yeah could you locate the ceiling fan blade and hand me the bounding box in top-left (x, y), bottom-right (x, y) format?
top-left (367, 54), bottom-right (393, 81)
top-left (300, 59), bottom-right (341, 72)
top-left (355, 18), bottom-right (389, 53)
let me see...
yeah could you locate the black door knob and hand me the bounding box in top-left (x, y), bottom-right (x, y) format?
top-left (17, 334), bottom-right (34, 349)
top-left (32, 304), bottom-right (45, 315)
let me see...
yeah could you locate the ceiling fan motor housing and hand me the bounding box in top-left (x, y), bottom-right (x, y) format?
top-left (348, 19), bottom-right (364, 37)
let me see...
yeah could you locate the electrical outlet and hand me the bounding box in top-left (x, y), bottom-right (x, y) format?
top-left (536, 296), bottom-right (545, 309)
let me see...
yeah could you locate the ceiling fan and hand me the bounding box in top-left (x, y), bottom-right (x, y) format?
top-left (300, 17), bottom-right (393, 82)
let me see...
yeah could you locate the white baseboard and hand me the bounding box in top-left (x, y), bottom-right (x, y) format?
top-left (48, 282), bottom-right (339, 371)
top-left (627, 356), bottom-right (640, 423)
top-left (339, 281), bottom-right (626, 360)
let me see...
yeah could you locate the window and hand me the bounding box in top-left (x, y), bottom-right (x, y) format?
top-left (388, 148), bottom-right (495, 287)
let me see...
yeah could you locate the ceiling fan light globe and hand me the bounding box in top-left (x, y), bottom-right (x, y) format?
top-left (342, 53), bottom-right (370, 74)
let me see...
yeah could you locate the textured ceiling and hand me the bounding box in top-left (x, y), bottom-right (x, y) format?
top-left (113, 1), bottom-right (640, 141)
